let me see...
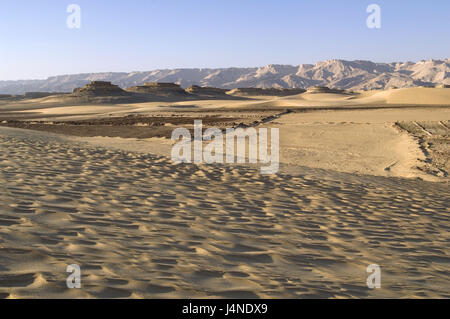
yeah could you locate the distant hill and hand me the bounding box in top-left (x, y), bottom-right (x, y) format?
top-left (1, 59), bottom-right (449, 95)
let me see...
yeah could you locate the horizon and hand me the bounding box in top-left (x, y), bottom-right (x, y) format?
top-left (1, 0), bottom-right (449, 81)
top-left (1, 57), bottom-right (449, 82)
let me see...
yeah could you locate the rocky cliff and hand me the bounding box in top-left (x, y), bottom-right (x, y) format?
top-left (1, 59), bottom-right (449, 94)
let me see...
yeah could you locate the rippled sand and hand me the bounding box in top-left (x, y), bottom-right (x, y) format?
top-left (0, 127), bottom-right (449, 299)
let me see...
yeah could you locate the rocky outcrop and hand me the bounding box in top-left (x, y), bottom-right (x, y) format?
top-left (72, 81), bottom-right (127, 96)
top-left (185, 85), bottom-right (228, 96)
top-left (227, 87), bottom-right (306, 96)
top-left (306, 86), bottom-right (346, 94)
top-left (126, 82), bottom-right (188, 96)
top-left (435, 84), bottom-right (450, 88)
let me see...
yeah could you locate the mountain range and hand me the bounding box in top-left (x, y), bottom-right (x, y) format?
top-left (1, 59), bottom-right (449, 95)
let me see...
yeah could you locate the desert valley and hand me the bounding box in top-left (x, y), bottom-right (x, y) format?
top-left (0, 72), bottom-right (449, 298)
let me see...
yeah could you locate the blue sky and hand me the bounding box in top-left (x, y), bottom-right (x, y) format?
top-left (0, 0), bottom-right (449, 80)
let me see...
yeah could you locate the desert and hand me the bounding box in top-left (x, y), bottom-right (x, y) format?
top-left (1, 0), bottom-right (450, 309)
top-left (0, 77), bottom-right (449, 298)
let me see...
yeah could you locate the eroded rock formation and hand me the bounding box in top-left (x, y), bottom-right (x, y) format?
top-left (227, 87), bottom-right (306, 96)
top-left (72, 81), bottom-right (127, 96)
top-left (185, 85), bottom-right (228, 96)
top-left (126, 82), bottom-right (188, 96)
top-left (306, 86), bottom-right (345, 94)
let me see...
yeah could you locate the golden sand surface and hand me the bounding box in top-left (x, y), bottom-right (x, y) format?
top-left (0, 88), bottom-right (449, 298)
top-left (0, 126), bottom-right (448, 298)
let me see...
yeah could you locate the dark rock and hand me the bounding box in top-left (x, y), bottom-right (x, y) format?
top-left (72, 81), bottom-right (127, 96)
top-left (306, 86), bottom-right (346, 94)
top-left (126, 82), bottom-right (188, 96)
top-left (185, 85), bottom-right (228, 96)
top-left (227, 87), bottom-right (306, 96)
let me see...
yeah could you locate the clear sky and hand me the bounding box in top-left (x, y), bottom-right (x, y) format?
top-left (0, 0), bottom-right (449, 80)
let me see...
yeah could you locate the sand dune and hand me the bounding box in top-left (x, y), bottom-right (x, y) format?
top-left (0, 127), bottom-right (449, 299)
top-left (0, 86), bottom-right (449, 299)
top-left (0, 88), bottom-right (448, 182)
top-left (353, 87), bottom-right (450, 105)
top-left (264, 108), bottom-right (450, 181)
top-left (1, 88), bottom-right (449, 124)
top-left (52, 107), bottom-right (447, 182)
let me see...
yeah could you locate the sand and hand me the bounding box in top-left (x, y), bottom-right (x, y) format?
top-left (47, 107), bottom-right (448, 182)
top-left (2, 87), bottom-right (450, 118)
top-left (263, 107), bottom-right (450, 181)
top-left (0, 87), bottom-right (449, 299)
top-left (0, 126), bottom-right (449, 298)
